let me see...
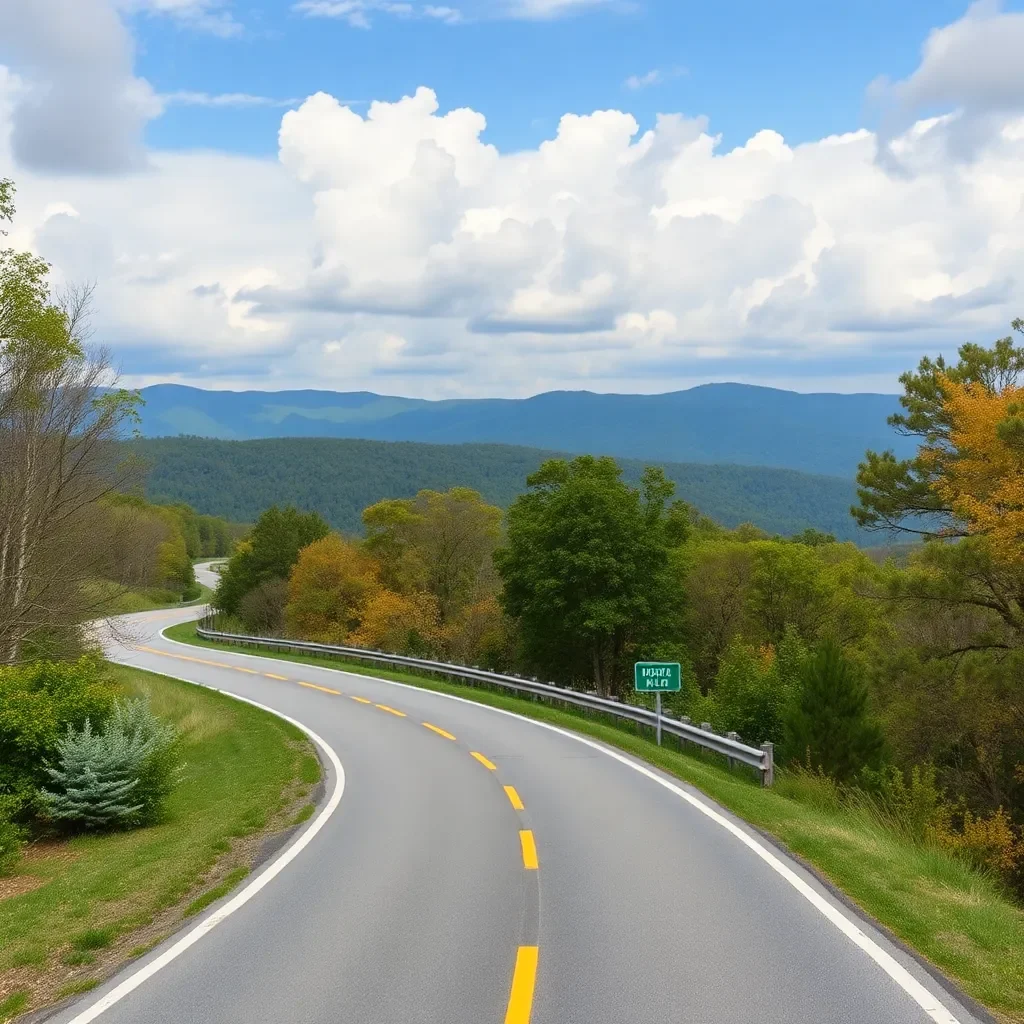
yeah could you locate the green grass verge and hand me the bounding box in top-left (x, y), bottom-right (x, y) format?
top-left (0, 662), bottom-right (317, 1016)
top-left (83, 579), bottom-right (213, 615)
top-left (0, 992), bottom-right (29, 1021)
top-left (166, 619), bottom-right (1024, 1023)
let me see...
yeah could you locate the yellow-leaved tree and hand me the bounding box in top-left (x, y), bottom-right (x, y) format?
top-left (930, 377), bottom-right (1024, 564)
top-left (285, 534), bottom-right (381, 644)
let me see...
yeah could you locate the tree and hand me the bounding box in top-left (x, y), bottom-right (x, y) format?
top-left (1, 181), bottom-right (141, 662)
top-left (363, 488), bottom-right (502, 624)
top-left (214, 505), bottom-right (329, 615)
top-left (494, 457), bottom-right (688, 696)
top-left (854, 319), bottom-right (1024, 539)
top-left (784, 641), bottom-right (885, 781)
top-left (348, 589), bottom-right (439, 656)
top-left (854, 322), bottom-right (1024, 649)
top-left (284, 534), bottom-right (380, 644)
top-left (931, 377), bottom-right (1024, 565)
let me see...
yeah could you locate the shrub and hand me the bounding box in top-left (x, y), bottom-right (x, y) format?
top-left (42, 698), bottom-right (180, 831)
top-left (858, 763), bottom-right (944, 844)
top-left (108, 699), bottom-right (181, 825)
top-left (238, 577), bottom-right (288, 635)
top-left (0, 656), bottom-right (117, 816)
top-left (930, 807), bottom-right (1024, 877)
top-left (784, 641), bottom-right (885, 782)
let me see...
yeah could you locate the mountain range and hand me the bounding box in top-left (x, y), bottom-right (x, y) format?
top-left (135, 382), bottom-right (914, 479)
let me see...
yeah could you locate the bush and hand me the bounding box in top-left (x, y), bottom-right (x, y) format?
top-left (238, 577), bottom-right (288, 634)
top-left (0, 796), bottom-right (24, 876)
top-left (930, 807), bottom-right (1024, 878)
top-left (108, 699), bottom-right (181, 825)
top-left (784, 641), bottom-right (885, 782)
top-left (42, 698), bottom-right (180, 831)
top-left (858, 763), bottom-right (944, 844)
top-left (0, 656), bottom-right (117, 816)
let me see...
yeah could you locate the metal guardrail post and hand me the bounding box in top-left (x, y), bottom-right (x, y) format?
top-left (726, 731), bottom-right (739, 769)
top-left (761, 742), bottom-right (774, 787)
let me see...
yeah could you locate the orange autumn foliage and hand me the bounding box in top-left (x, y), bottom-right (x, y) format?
top-left (931, 378), bottom-right (1024, 563)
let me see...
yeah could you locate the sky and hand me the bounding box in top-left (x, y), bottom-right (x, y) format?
top-left (0, 0), bottom-right (1023, 397)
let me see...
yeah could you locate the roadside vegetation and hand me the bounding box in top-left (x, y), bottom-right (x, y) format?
top-left (0, 662), bottom-right (319, 1018)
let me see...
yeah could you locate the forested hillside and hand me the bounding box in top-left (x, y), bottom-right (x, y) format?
top-left (135, 382), bottom-right (914, 478)
top-left (133, 436), bottom-right (865, 541)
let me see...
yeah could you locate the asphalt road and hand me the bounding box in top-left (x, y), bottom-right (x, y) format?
top-left (49, 566), bottom-right (987, 1024)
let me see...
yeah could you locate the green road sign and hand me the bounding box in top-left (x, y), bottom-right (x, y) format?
top-left (634, 662), bottom-right (681, 692)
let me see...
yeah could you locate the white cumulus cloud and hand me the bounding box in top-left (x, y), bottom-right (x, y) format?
top-left (0, 1), bottom-right (1023, 397)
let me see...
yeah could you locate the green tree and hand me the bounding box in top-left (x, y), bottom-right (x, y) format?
top-left (784, 641), bottom-right (885, 781)
top-left (214, 505), bottom-right (329, 615)
top-left (494, 456), bottom-right (688, 696)
top-left (363, 487), bottom-right (502, 624)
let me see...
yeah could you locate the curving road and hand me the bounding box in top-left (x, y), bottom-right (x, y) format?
top-left (50, 564), bottom-right (987, 1024)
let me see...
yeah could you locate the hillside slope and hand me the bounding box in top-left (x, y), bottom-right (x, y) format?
top-left (136, 382), bottom-right (911, 478)
top-left (134, 436), bottom-right (866, 542)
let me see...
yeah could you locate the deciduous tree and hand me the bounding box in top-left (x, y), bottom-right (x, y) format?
top-left (494, 457), bottom-right (687, 696)
top-left (284, 534), bottom-right (380, 644)
top-left (363, 488), bottom-right (502, 624)
top-left (215, 505), bottom-right (329, 614)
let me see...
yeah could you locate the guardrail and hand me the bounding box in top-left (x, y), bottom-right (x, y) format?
top-left (196, 620), bottom-right (775, 786)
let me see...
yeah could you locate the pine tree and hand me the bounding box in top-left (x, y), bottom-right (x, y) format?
top-left (43, 721), bottom-right (143, 829)
top-left (43, 701), bottom-right (179, 830)
top-left (784, 641), bottom-right (885, 781)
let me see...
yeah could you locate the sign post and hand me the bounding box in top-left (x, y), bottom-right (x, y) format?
top-left (633, 662), bottom-right (681, 746)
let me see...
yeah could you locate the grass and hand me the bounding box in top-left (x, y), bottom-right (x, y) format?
top-left (0, 992), bottom-right (29, 1021)
top-left (166, 619), bottom-right (1024, 1024)
top-left (55, 980), bottom-right (99, 999)
top-left (83, 579), bottom-right (213, 616)
top-left (0, 662), bottom-right (318, 1017)
top-left (183, 866), bottom-right (250, 918)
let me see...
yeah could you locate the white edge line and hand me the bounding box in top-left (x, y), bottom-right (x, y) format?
top-left (64, 657), bottom-right (346, 1024)
top-left (161, 623), bottom-right (965, 1024)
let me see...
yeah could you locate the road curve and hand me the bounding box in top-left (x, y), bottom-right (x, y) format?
top-left (50, 588), bottom-right (987, 1023)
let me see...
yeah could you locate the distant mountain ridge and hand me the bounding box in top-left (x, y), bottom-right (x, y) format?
top-left (135, 382), bottom-right (914, 478)
top-left (135, 436), bottom-right (868, 543)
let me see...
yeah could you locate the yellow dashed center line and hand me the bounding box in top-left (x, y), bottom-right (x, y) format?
top-left (504, 786), bottom-right (525, 811)
top-left (470, 751), bottom-right (497, 771)
top-left (422, 722), bottom-right (456, 740)
top-left (504, 946), bottom-right (539, 1024)
top-left (375, 704), bottom-right (406, 717)
top-left (350, 696), bottom-right (373, 704)
top-left (233, 666), bottom-right (259, 674)
top-left (298, 681), bottom-right (342, 695)
top-left (136, 646), bottom-right (229, 669)
top-left (519, 830), bottom-right (539, 870)
top-left (264, 673), bottom-right (288, 681)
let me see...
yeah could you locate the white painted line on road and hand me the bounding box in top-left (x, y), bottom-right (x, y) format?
top-left (63, 662), bottom-right (346, 1024)
top-left (157, 625), bottom-right (967, 1024)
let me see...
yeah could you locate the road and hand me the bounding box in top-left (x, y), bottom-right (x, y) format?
top-left (50, 565), bottom-right (987, 1024)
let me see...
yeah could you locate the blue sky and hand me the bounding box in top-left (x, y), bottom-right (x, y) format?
top-left (139, 0), bottom-right (995, 156)
top-left (2, 0), bottom-right (1024, 397)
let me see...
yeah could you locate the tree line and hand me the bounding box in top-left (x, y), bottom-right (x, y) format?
top-left (133, 434), bottom-right (865, 542)
top-left (213, 322), bottom-right (1024, 894)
